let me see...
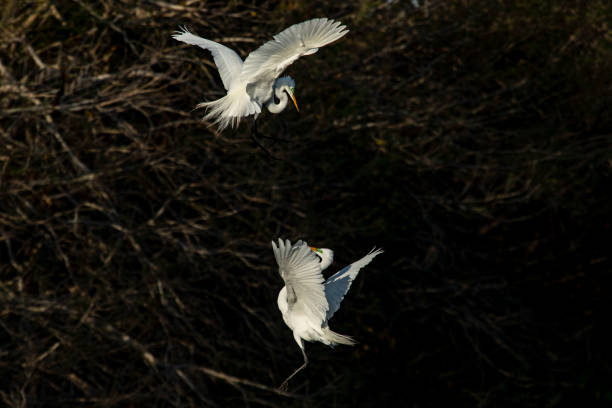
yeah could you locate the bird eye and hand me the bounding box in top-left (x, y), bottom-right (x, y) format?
top-left (290, 86), bottom-right (295, 93)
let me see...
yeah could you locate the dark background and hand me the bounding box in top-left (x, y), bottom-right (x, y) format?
top-left (1, 1), bottom-right (611, 406)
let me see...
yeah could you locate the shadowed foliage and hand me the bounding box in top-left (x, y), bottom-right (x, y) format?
top-left (1, 0), bottom-right (611, 406)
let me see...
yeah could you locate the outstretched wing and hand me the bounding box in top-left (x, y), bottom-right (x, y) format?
top-left (324, 248), bottom-right (383, 321)
top-left (240, 18), bottom-right (348, 84)
top-left (172, 27), bottom-right (243, 91)
top-left (272, 238), bottom-right (328, 324)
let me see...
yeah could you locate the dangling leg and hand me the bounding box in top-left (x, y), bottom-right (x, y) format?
top-left (279, 339), bottom-right (308, 391)
top-left (251, 119), bottom-right (291, 143)
top-left (250, 120), bottom-right (280, 160)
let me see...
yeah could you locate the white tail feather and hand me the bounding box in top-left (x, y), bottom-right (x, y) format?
top-left (197, 86), bottom-right (261, 131)
top-left (323, 327), bottom-right (356, 346)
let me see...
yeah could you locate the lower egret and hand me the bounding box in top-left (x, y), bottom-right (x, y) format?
top-left (271, 238), bottom-right (383, 389)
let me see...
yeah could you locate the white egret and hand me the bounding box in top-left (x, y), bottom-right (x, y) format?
top-left (271, 238), bottom-right (383, 389)
top-left (172, 18), bottom-right (348, 132)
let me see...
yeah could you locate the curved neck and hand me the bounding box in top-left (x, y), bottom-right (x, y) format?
top-left (318, 248), bottom-right (334, 270)
top-left (277, 286), bottom-right (289, 314)
top-left (266, 87), bottom-right (288, 114)
top-left (320, 257), bottom-right (332, 271)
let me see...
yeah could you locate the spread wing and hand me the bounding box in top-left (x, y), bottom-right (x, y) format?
top-left (272, 238), bottom-right (328, 324)
top-left (240, 18), bottom-right (348, 85)
top-left (172, 26), bottom-right (243, 91)
top-left (324, 248), bottom-right (384, 321)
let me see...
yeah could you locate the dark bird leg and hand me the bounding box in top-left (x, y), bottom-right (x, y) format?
top-left (279, 342), bottom-right (308, 391)
top-left (252, 119), bottom-right (291, 143)
top-left (250, 120), bottom-right (281, 160)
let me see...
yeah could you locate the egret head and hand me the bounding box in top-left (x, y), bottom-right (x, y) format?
top-left (274, 76), bottom-right (299, 112)
top-left (310, 246), bottom-right (334, 271)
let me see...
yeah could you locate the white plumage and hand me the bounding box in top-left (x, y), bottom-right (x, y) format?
top-left (172, 18), bottom-right (348, 131)
top-left (271, 238), bottom-right (383, 389)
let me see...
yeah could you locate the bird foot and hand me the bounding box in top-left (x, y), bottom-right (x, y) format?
top-left (278, 380), bottom-right (289, 392)
top-left (258, 133), bottom-right (291, 143)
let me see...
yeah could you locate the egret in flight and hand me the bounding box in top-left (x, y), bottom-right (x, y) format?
top-left (271, 238), bottom-right (383, 389)
top-left (172, 18), bottom-right (348, 132)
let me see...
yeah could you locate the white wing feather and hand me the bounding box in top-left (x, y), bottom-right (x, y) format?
top-left (240, 18), bottom-right (348, 84)
top-left (324, 248), bottom-right (384, 321)
top-left (172, 27), bottom-right (243, 91)
top-left (272, 238), bottom-right (328, 324)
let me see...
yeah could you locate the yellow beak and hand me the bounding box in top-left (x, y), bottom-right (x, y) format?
top-left (288, 90), bottom-right (299, 112)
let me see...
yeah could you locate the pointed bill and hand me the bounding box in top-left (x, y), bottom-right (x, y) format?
top-left (287, 88), bottom-right (299, 112)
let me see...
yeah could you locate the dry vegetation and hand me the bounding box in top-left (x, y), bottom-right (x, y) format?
top-left (1, 0), bottom-right (611, 407)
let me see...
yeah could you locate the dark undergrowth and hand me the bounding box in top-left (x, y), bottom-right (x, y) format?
top-left (1, 0), bottom-right (611, 407)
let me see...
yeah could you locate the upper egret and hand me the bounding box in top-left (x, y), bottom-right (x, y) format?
top-left (172, 18), bottom-right (348, 131)
top-left (271, 238), bottom-right (383, 389)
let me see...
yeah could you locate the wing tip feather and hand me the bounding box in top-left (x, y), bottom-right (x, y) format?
top-left (172, 25), bottom-right (192, 40)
